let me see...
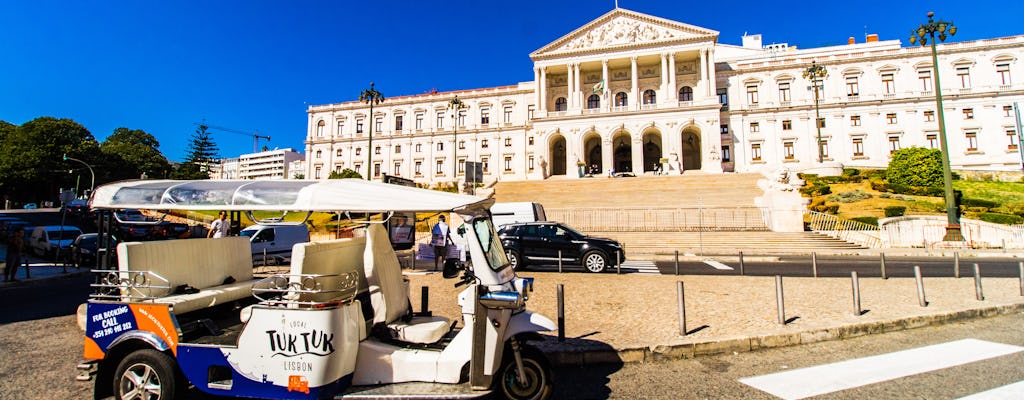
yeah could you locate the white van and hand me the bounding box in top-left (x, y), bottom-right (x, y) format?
top-left (239, 224), bottom-right (310, 265)
top-left (30, 225), bottom-right (83, 259)
top-left (490, 202), bottom-right (547, 227)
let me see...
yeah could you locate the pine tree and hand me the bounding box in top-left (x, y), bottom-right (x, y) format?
top-left (183, 123), bottom-right (220, 173)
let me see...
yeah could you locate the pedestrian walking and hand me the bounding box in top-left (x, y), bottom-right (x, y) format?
top-left (4, 227), bottom-right (25, 281)
top-left (207, 211), bottom-right (230, 238)
top-left (431, 215), bottom-right (452, 271)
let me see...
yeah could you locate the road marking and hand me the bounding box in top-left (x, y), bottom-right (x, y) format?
top-left (958, 381), bottom-right (1024, 399)
top-left (621, 260), bottom-right (659, 274)
top-left (703, 259), bottom-right (733, 270)
top-left (740, 339), bottom-right (1024, 400)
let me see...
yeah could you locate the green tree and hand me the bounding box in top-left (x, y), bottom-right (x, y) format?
top-left (0, 117), bottom-right (100, 202)
top-left (100, 127), bottom-right (172, 180)
top-left (886, 147), bottom-right (943, 188)
top-left (328, 168), bottom-right (363, 179)
top-left (359, 82), bottom-right (385, 180)
top-left (184, 124), bottom-right (219, 169)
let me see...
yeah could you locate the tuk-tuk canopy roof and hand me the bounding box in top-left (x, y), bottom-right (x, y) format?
top-left (89, 179), bottom-right (493, 213)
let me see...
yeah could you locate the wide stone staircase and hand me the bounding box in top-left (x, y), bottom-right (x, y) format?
top-left (491, 173), bottom-right (865, 254)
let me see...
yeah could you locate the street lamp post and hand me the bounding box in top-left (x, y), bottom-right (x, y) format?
top-left (910, 11), bottom-right (963, 242)
top-left (448, 95), bottom-right (467, 190)
top-left (359, 82), bottom-right (385, 181)
top-left (803, 61), bottom-right (827, 164)
top-left (63, 154), bottom-right (95, 197)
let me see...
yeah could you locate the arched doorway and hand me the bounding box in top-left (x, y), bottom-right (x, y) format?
top-left (641, 130), bottom-right (662, 172)
top-left (583, 133), bottom-right (603, 174)
top-left (681, 129), bottom-right (702, 171)
top-left (549, 135), bottom-right (567, 176)
top-left (612, 131), bottom-right (632, 173)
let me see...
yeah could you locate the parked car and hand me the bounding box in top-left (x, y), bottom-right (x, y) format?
top-left (29, 225), bottom-right (83, 259)
top-left (22, 203), bottom-right (37, 209)
top-left (152, 221), bottom-right (191, 240)
top-left (63, 199), bottom-right (89, 216)
top-left (498, 221), bottom-right (625, 273)
top-left (115, 209), bottom-right (146, 222)
top-left (240, 224), bottom-right (310, 265)
top-left (69, 233), bottom-right (118, 268)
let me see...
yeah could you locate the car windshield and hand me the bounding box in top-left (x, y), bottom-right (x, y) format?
top-left (473, 218), bottom-right (510, 271)
top-left (239, 230), bottom-right (256, 238)
top-left (79, 236), bottom-right (97, 247)
top-left (49, 230), bottom-right (82, 240)
top-left (556, 223), bottom-right (584, 238)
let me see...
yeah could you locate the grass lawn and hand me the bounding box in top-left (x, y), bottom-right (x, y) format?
top-left (809, 179), bottom-right (1023, 222)
top-left (953, 180), bottom-right (1024, 205)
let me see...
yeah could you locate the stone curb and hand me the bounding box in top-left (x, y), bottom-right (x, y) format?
top-left (0, 270), bottom-right (90, 291)
top-left (542, 302), bottom-right (1024, 367)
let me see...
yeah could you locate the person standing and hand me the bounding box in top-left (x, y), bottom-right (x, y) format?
top-left (207, 211), bottom-right (230, 238)
top-left (4, 227), bottom-right (24, 281)
top-left (431, 215), bottom-right (452, 271)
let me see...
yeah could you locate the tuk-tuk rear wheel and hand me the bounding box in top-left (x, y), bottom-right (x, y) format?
top-left (495, 344), bottom-right (552, 400)
top-left (113, 349), bottom-right (178, 400)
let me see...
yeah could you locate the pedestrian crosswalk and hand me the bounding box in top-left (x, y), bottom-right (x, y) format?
top-left (526, 260), bottom-right (661, 274)
top-left (740, 339), bottom-right (1024, 400)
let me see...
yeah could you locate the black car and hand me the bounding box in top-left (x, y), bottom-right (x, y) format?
top-left (497, 221), bottom-right (624, 273)
top-left (69, 233), bottom-right (118, 268)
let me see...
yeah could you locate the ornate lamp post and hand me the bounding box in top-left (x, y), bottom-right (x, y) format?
top-left (447, 95), bottom-right (467, 187)
top-left (63, 153), bottom-right (95, 197)
top-left (910, 11), bottom-right (963, 242)
top-left (359, 82), bottom-right (385, 181)
top-left (803, 61), bottom-right (827, 163)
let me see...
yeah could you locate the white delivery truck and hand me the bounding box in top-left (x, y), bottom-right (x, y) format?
top-left (240, 224), bottom-right (310, 265)
top-left (490, 202), bottom-right (546, 228)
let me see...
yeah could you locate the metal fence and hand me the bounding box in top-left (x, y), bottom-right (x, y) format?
top-left (807, 211), bottom-right (882, 248)
top-left (546, 206), bottom-right (770, 232)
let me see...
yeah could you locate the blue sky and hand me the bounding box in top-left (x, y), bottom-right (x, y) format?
top-left (2, 1), bottom-right (1020, 162)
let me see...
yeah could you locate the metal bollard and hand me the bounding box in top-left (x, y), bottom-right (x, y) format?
top-left (557, 284), bottom-right (565, 342)
top-left (851, 271), bottom-right (862, 316)
top-left (739, 251), bottom-right (745, 276)
top-left (411, 246), bottom-right (417, 270)
top-left (616, 250), bottom-right (621, 275)
top-left (914, 265), bottom-right (927, 307)
top-left (24, 257), bottom-right (30, 279)
top-left (812, 252), bottom-right (818, 278)
top-left (674, 250), bottom-right (679, 276)
top-left (880, 252), bottom-right (887, 280)
top-left (954, 252), bottom-right (960, 279)
top-left (973, 263), bottom-right (984, 301)
top-left (557, 250), bottom-right (563, 274)
top-left (263, 248), bottom-right (268, 268)
top-left (677, 281), bottom-right (687, 336)
top-left (775, 275), bottom-right (785, 324)
top-left (1018, 261), bottom-right (1023, 297)
top-left (421, 286), bottom-right (429, 314)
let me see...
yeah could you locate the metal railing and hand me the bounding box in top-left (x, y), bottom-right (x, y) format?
top-left (546, 206), bottom-right (770, 232)
top-left (807, 211), bottom-right (882, 248)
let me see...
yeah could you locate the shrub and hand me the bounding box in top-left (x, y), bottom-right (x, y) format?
top-left (884, 206), bottom-right (907, 217)
top-left (828, 190), bottom-right (873, 203)
top-left (850, 216), bottom-right (879, 226)
top-left (886, 147), bottom-right (944, 188)
top-left (843, 168), bottom-right (861, 177)
top-left (879, 193), bottom-right (892, 199)
top-left (978, 212), bottom-right (1024, 225)
top-left (961, 197), bottom-right (999, 209)
top-left (824, 204), bottom-right (840, 214)
top-left (800, 183), bottom-right (831, 196)
top-left (994, 203), bottom-right (1024, 217)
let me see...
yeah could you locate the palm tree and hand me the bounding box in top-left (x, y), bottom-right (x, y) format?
top-left (359, 82), bottom-right (385, 181)
top-left (447, 95), bottom-right (467, 184)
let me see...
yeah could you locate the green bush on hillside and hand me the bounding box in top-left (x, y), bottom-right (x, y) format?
top-left (886, 147), bottom-right (944, 190)
top-left (884, 206), bottom-right (907, 217)
top-left (978, 212), bottom-right (1024, 225)
top-left (828, 190), bottom-right (873, 203)
top-left (850, 216), bottom-right (879, 226)
top-left (961, 197), bottom-right (999, 209)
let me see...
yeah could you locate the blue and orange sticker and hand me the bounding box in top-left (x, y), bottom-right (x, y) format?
top-left (84, 303), bottom-right (179, 359)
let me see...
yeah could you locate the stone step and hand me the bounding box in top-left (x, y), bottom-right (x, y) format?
top-left (589, 232), bottom-right (865, 254)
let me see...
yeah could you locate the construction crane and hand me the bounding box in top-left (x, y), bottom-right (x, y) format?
top-left (195, 121), bottom-right (271, 153)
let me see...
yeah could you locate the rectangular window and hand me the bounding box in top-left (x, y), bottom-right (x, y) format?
top-left (458, 159), bottom-right (465, 174)
top-left (436, 111), bottom-right (445, 128)
top-left (817, 118), bottom-right (826, 129)
top-left (963, 108), bottom-right (974, 120)
top-left (503, 106), bottom-right (513, 123)
top-left (414, 161), bottom-right (422, 175)
top-left (820, 140), bottom-right (829, 159)
top-left (505, 138), bottom-right (512, 147)
top-left (335, 165), bottom-right (343, 173)
top-left (746, 85), bottom-right (759, 105)
top-left (1005, 105), bottom-right (1015, 117)
top-left (783, 141), bottom-right (795, 160)
top-left (355, 164), bottom-right (362, 174)
top-left (751, 143), bottom-right (762, 161)
top-left (504, 156), bottom-right (513, 171)
top-left (750, 122), bottom-right (760, 133)
top-left (720, 124), bottom-right (729, 134)
top-left (527, 105), bottom-right (535, 120)
top-left (722, 146), bottom-right (731, 162)
top-left (437, 142), bottom-right (444, 151)
top-left (336, 149), bottom-right (342, 157)
top-left (778, 82), bottom-right (791, 102)
top-left (394, 145), bottom-right (401, 154)
top-left (375, 118), bottom-right (383, 133)
top-left (355, 148), bottom-right (362, 156)
top-left (882, 73), bottom-right (895, 94)
top-left (458, 140), bottom-right (465, 150)
top-left (997, 63), bottom-right (1012, 85)
top-left (889, 136), bottom-right (901, 153)
top-left (528, 136), bottom-right (534, 146)
top-left (373, 163), bottom-right (381, 177)
top-left (337, 121), bottom-right (344, 136)
top-left (956, 66), bottom-right (971, 88)
top-left (528, 156), bottom-right (535, 171)
top-left (853, 138), bottom-right (864, 156)
top-left (481, 139), bottom-right (488, 148)
top-left (846, 76), bottom-right (859, 96)
top-left (415, 143), bottom-right (422, 152)
top-left (1008, 130), bottom-right (1019, 150)
top-left (435, 160), bottom-right (443, 175)
top-left (356, 120), bottom-right (364, 134)
top-left (374, 146), bottom-right (380, 155)
top-left (481, 109), bottom-right (490, 125)
top-left (965, 132), bottom-right (978, 151)
top-left (393, 161), bottom-right (401, 176)
top-left (924, 110), bottom-right (935, 122)
top-left (850, 115), bottom-right (861, 127)
top-left (314, 166), bottom-right (321, 179)
top-left (395, 115), bottom-right (403, 131)
top-left (813, 79), bottom-right (825, 97)
top-left (919, 69), bottom-right (933, 92)
top-left (927, 134), bottom-right (938, 149)
top-left (782, 120), bottom-right (792, 131)
top-left (457, 110), bottom-right (466, 127)
top-left (886, 113), bottom-right (898, 124)
top-left (717, 88), bottom-right (729, 108)
top-left (415, 113), bottom-right (423, 130)
top-left (481, 157), bottom-right (489, 173)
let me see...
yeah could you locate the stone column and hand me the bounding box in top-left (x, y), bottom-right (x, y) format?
top-left (630, 56), bottom-right (639, 111)
top-left (602, 138), bottom-right (614, 176)
top-left (566, 64), bottom-right (575, 110)
top-left (539, 68), bottom-right (548, 114)
top-left (707, 47), bottom-right (717, 98)
top-left (660, 53), bottom-right (669, 105)
top-left (573, 63), bottom-right (582, 111)
top-left (601, 59), bottom-right (610, 111)
top-left (631, 137), bottom-right (644, 174)
top-left (668, 53), bottom-right (677, 102)
top-left (534, 67), bottom-right (542, 112)
top-left (698, 49), bottom-right (708, 99)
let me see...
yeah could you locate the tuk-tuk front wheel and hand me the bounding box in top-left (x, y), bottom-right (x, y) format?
top-left (495, 344), bottom-right (552, 400)
top-left (114, 349), bottom-right (178, 400)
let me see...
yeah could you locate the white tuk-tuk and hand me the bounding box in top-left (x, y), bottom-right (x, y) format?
top-left (78, 179), bottom-right (555, 399)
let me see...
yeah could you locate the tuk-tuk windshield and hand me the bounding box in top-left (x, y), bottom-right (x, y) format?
top-left (472, 218), bottom-right (510, 271)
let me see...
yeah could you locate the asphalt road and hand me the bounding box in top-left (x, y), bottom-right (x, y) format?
top-left (648, 255), bottom-right (1024, 278)
top-left (553, 312), bottom-right (1024, 399)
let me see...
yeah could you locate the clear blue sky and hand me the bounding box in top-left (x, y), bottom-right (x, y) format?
top-left (2, 1), bottom-right (1020, 162)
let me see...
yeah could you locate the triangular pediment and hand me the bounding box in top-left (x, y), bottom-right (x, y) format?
top-left (531, 8), bottom-right (719, 60)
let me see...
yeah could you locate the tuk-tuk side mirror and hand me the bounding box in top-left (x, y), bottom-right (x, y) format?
top-left (442, 258), bottom-right (462, 279)
top-left (456, 225), bottom-right (466, 236)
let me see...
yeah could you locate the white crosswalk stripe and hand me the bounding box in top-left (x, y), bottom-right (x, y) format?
top-left (957, 380), bottom-right (1024, 399)
top-left (703, 259), bottom-right (733, 270)
top-left (525, 260), bottom-right (660, 274)
top-left (740, 339), bottom-right (1024, 400)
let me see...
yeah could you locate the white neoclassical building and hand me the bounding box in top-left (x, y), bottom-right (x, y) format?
top-left (306, 8), bottom-right (1024, 184)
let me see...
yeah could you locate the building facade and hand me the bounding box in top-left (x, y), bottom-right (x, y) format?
top-left (215, 149), bottom-right (304, 180)
top-left (306, 8), bottom-right (1024, 184)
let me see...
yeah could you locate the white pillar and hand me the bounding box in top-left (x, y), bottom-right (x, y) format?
top-left (630, 56), bottom-right (639, 111)
top-left (539, 68), bottom-right (548, 113)
top-left (573, 63), bottom-right (582, 111)
top-left (601, 59), bottom-right (610, 111)
top-left (698, 49), bottom-right (708, 100)
top-left (566, 64), bottom-right (575, 109)
top-left (668, 53), bottom-right (677, 102)
top-left (602, 138), bottom-right (613, 176)
top-left (660, 53), bottom-right (669, 105)
top-left (632, 137), bottom-right (644, 174)
top-left (707, 47), bottom-right (716, 98)
top-left (534, 67), bottom-right (542, 112)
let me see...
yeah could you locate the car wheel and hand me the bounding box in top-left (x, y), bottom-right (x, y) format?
top-left (494, 344), bottom-right (553, 400)
top-left (506, 249), bottom-right (526, 270)
top-left (114, 349), bottom-right (178, 400)
top-left (582, 251), bottom-right (607, 273)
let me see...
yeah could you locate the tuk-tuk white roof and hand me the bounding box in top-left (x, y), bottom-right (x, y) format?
top-left (89, 179), bottom-right (493, 213)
